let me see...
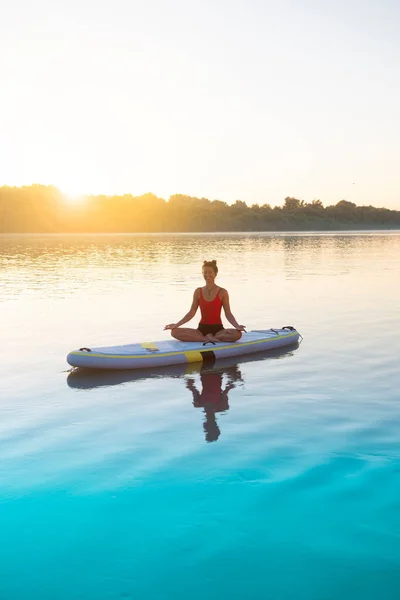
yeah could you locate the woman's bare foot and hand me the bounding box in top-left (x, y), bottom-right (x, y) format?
top-left (204, 333), bottom-right (220, 344)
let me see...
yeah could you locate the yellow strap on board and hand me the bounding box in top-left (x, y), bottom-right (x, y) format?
top-left (184, 350), bottom-right (204, 363)
top-left (141, 342), bottom-right (159, 352)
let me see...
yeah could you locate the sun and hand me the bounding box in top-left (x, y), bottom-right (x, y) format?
top-left (60, 182), bottom-right (88, 203)
top-left (63, 192), bottom-right (86, 204)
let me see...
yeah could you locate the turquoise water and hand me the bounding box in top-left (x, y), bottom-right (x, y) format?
top-left (1, 233), bottom-right (399, 599)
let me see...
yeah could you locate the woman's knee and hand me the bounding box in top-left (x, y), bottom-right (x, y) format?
top-left (235, 330), bottom-right (242, 341)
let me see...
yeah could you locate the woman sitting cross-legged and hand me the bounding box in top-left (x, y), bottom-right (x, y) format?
top-left (164, 260), bottom-right (246, 344)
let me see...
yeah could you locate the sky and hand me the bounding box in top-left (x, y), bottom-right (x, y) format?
top-left (1, 0), bottom-right (399, 208)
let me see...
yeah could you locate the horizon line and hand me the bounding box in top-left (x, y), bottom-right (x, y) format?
top-left (1, 182), bottom-right (398, 211)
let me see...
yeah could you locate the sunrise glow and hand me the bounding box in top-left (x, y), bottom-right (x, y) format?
top-left (1, 1), bottom-right (399, 209)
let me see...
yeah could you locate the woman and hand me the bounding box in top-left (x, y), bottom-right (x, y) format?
top-left (164, 260), bottom-right (246, 343)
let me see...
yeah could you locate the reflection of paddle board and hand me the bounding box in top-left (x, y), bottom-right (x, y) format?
top-left (67, 342), bottom-right (300, 389)
top-left (66, 327), bottom-right (300, 371)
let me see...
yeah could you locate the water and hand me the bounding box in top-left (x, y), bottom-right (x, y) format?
top-left (0, 232), bottom-right (399, 600)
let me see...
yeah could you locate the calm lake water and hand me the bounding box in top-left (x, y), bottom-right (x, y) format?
top-left (0, 232), bottom-right (399, 600)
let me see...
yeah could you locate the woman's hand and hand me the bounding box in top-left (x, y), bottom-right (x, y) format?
top-left (237, 325), bottom-right (247, 332)
top-left (185, 377), bottom-right (196, 390)
top-left (164, 323), bottom-right (177, 330)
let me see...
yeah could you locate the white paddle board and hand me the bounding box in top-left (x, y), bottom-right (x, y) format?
top-left (67, 327), bottom-right (300, 370)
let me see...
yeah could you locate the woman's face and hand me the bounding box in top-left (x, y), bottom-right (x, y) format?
top-left (202, 266), bottom-right (216, 283)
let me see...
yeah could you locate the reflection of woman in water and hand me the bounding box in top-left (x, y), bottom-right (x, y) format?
top-left (186, 365), bottom-right (243, 442)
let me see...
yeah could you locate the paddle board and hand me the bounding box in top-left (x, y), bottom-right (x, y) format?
top-left (67, 342), bottom-right (300, 389)
top-left (66, 326), bottom-right (300, 370)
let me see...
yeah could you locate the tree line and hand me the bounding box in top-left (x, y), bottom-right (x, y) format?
top-left (0, 185), bottom-right (399, 233)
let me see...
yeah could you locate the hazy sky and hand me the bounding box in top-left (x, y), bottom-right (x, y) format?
top-left (1, 0), bottom-right (399, 207)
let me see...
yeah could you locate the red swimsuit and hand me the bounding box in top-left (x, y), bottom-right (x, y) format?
top-left (199, 288), bottom-right (223, 325)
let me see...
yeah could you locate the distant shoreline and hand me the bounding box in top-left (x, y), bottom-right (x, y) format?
top-left (1, 228), bottom-right (400, 235)
top-left (1, 186), bottom-right (399, 233)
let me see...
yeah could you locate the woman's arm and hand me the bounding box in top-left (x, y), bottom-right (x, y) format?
top-left (221, 289), bottom-right (246, 331)
top-left (186, 377), bottom-right (201, 405)
top-left (164, 289), bottom-right (200, 330)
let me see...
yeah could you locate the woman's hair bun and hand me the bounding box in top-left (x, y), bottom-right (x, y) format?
top-left (202, 259), bottom-right (218, 273)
